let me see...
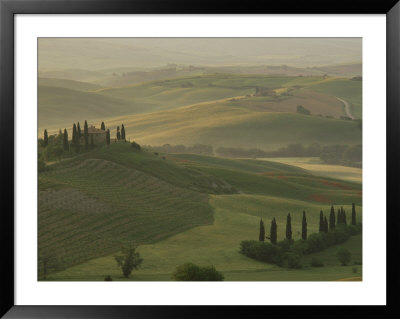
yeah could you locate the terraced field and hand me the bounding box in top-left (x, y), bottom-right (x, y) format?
top-left (41, 144), bottom-right (362, 281)
top-left (38, 154), bottom-right (214, 275)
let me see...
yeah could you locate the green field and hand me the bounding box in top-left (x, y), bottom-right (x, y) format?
top-left (262, 157), bottom-right (362, 183)
top-left (41, 144), bottom-right (362, 281)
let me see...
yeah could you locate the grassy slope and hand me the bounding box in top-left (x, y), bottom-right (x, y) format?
top-left (309, 78), bottom-right (362, 118)
top-left (48, 194), bottom-right (362, 281)
top-left (262, 157), bottom-right (362, 183)
top-left (38, 145), bottom-right (218, 274)
top-left (104, 103), bottom-right (362, 150)
top-left (38, 86), bottom-right (134, 128)
top-left (45, 145), bottom-right (362, 281)
top-left (38, 78), bottom-right (103, 91)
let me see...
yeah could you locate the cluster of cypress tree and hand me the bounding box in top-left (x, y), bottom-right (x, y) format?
top-left (319, 210), bottom-right (328, 233)
top-left (43, 120), bottom-right (111, 154)
top-left (259, 204), bottom-right (357, 243)
top-left (116, 124), bottom-right (126, 141)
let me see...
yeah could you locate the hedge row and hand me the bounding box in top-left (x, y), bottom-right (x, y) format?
top-left (240, 224), bottom-right (361, 269)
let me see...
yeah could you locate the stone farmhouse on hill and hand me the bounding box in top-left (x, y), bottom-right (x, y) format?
top-left (81, 125), bottom-right (106, 144)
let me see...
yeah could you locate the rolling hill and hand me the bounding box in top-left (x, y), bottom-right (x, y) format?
top-left (40, 143), bottom-right (362, 281)
top-left (104, 102), bottom-right (362, 150)
top-left (39, 74), bottom-right (362, 151)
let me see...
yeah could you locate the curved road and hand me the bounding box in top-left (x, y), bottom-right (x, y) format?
top-left (335, 96), bottom-right (355, 120)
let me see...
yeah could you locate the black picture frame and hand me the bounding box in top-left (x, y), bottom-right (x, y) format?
top-left (1, 0), bottom-right (399, 317)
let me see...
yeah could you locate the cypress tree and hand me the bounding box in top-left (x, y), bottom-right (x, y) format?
top-left (343, 209), bottom-right (347, 226)
top-left (319, 210), bottom-right (324, 233)
top-left (84, 120), bottom-right (89, 150)
top-left (43, 129), bottom-right (48, 147)
top-left (302, 211), bottom-right (307, 240)
top-left (63, 128), bottom-right (69, 151)
top-left (259, 219), bottom-right (265, 242)
top-left (270, 218), bottom-right (277, 245)
top-left (337, 209), bottom-right (342, 224)
top-left (324, 216), bottom-right (329, 233)
top-left (58, 129), bottom-right (63, 142)
top-left (75, 134), bottom-right (80, 153)
top-left (121, 124), bottom-right (126, 140)
top-left (351, 203), bottom-right (356, 225)
top-left (77, 122), bottom-right (81, 140)
top-left (101, 122), bottom-right (105, 130)
top-left (329, 205), bottom-right (336, 230)
top-left (72, 123), bottom-right (77, 146)
top-left (286, 213), bottom-right (292, 241)
top-left (116, 126), bottom-right (121, 140)
top-left (106, 129), bottom-right (110, 146)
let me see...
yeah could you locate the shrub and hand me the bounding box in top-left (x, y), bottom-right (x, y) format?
top-left (352, 267), bottom-right (358, 274)
top-left (172, 263), bottom-right (224, 281)
top-left (38, 158), bottom-right (47, 172)
top-left (296, 105), bottom-right (311, 115)
top-left (104, 275), bottom-right (113, 281)
top-left (310, 257), bottom-right (324, 267)
top-left (348, 224), bottom-right (362, 235)
top-left (285, 253), bottom-right (303, 269)
top-left (278, 239), bottom-right (294, 252)
top-left (131, 141), bottom-right (141, 150)
top-left (336, 248), bottom-right (351, 266)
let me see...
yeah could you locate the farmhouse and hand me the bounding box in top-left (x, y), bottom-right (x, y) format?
top-left (85, 125), bottom-right (106, 144)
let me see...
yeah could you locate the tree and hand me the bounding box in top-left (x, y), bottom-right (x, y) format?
top-left (74, 127), bottom-right (80, 154)
top-left (270, 218), bottom-right (277, 245)
top-left (337, 209), bottom-right (342, 224)
top-left (336, 248), bottom-right (351, 266)
top-left (72, 123), bottom-right (77, 146)
top-left (63, 128), bottom-right (69, 151)
top-left (329, 205), bottom-right (336, 230)
top-left (324, 216), bottom-right (329, 233)
top-left (77, 122), bottom-right (81, 140)
top-left (319, 210), bottom-right (324, 233)
top-left (259, 219), bottom-right (265, 242)
top-left (101, 121), bottom-right (105, 130)
top-left (343, 209), bottom-right (347, 226)
top-left (43, 129), bottom-right (48, 147)
top-left (286, 213), bottom-right (292, 241)
top-left (116, 126), bottom-right (121, 140)
top-left (114, 246), bottom-right (143, 278)
top-left (121, 124), bottom-right (126, 140)
top-left (351, 203), bottom-right (356, 225)
top-left (84, 120), bottom-right (89, 150)
top-left (106, 129), bottom-right (110, 145)
top-left (302, 211), bottom-right (307, 240)
top-left (172, 263), bottom-right (224, 281)
top-left (57, 129), bottom-right (63, 142)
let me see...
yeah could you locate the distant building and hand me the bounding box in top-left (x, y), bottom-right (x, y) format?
top-left (81, 126), bottom-right (106, 144)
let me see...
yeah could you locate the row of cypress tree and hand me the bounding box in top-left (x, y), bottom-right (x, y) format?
top-left (259, 204), bottom-right (357, 244)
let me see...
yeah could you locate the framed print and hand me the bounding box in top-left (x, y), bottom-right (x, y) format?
top-left (1, 0), bottom-right (399, 317)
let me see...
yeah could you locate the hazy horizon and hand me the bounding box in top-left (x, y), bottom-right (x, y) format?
top-left (39, 37), bottom-right (362, 71)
